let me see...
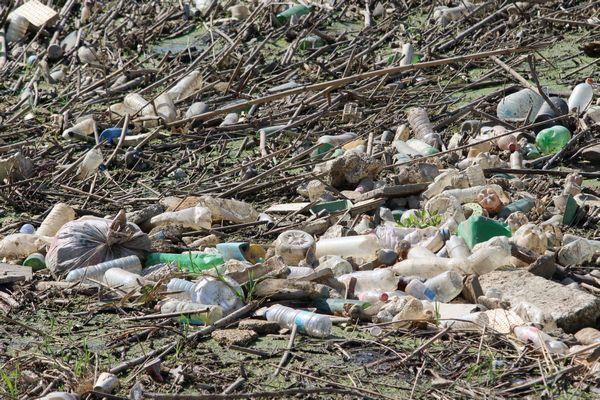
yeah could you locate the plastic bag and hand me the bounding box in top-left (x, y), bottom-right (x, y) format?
top-left (46, 211), bottom-right (151, 274)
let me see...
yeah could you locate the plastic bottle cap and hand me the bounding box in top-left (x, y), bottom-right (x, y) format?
top-left (508, 143), bottom-right (517, 152)
top-left (379, 292), bottom-right (389, 302)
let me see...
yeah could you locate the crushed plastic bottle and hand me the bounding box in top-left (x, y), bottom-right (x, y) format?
top-left (37, 203), bottom-right (76, 237)
top-left (513, 325), bottom-right (568, 354)
top-left (497, 88), bottom-right (544, 123)
top-left (76, 148), bottom-right (104, 179)
top-left (103, 268), bottom-right (150, 291)
top-left (150, 206), bottom-right (212, 230)
top-left (160, 299), bottom-right (223, 325)
top-left (337, 268), bottom-right (399, 294)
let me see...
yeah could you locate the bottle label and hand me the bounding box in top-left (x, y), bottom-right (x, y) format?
top-left (424, 288), bottom-right (436, 301)
top-left (294, 311), bottom-right (311, 334)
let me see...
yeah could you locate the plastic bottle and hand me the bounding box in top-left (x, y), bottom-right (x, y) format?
top-left (497, 88), bottom-right (544, 123)
top-left (406, 108), bottom-right (435, 141)
top-left (166, 278), bottom-right (197, 298)
top-left (315, 235), bottom-right (380, 260)
top-left (287, 266), bottom-right (314, 279)
top-left (266, 304), bottom-right (330, 337)
top-left (406, 138), bottom-right (439, 155)
top-left (433, 2), bottom-right (475, 26)
top-left (99, 128), bottom-right (131, 145)
top-left (62, 117), bottom-right (96, 139)
top-left (424, 270), bottom-right (463, 303)
top-left (124, 93), bottom-right (157, 120)
top-left (492, 126), bottom-right (518, 152)
top-left (66, 255), bottom-right (142, 283)
top-left (419, 228), bottom-right (449, 253)
top-left (195, 196), bottom-right (258, 224)
top-left (23, 253), bottom-right (46, 270)
top-left (39, 392), bottom-right (79, 400)
top-left (512, 223), bottom-right (547, 255)
top-left (405, 279), bottom-right (436, 301)
top-left (315, 256), bottom-right (353, 277)
top-left (509, 150), bottom-right (524, 169)
top-left (155, 93), bottom-right (177, 123)
top-left (446, 235), bottom-right (471, 259)
top-left (298, 35), bottom-right (325, 50)
top-left (81, 4), bottom-right (91, 24)
top-left (276, 4), bottom-right (312, 24)
top-left (160, 299), bottom-right (223, 325)
top-left (146, 252), bottom-right (224, 272)
top-left (567, 78), bottom-right (594, 114)
top-left (498, 198), bottom-right (534, 219)
top-left (523, 143), bottom-right (541, 160)
top-left (337, 268), bottom-right (399, 293)
top-left (194, 0), bottom-right (214, 15)
top-left (557, 238), bottom-right (599, 265)
top-left (93, 372), bottom-right (119, 394)
top-left (399, 42), bottom-right (414, 66)
top-left (150, 206), bottom-right (212, 230)
top-left (535, 125), bottom-right (571, 155)
top-left (393, 257), bottom-right (455, 279)
top-left (318, 132), bottom-right (357, 147)
top-left (407, 246), bottom-right (437, 259)
top-left (393, 140), bottom-right (421, 157)
top-left (103, 268), bottom-right (150, 291)
top-left (220, 113), bottom-right (238, 126)
top-left (167, 276), bottom-right (242, 314)
top-left (6, 15), bottom-right (29, 44)
top-left (77, 46), bottom-right (99, 64)
top-left (76, 148), bottom-right (104, 179)
top-left (185, 102), bottom-right (209, 118)
top-left (534, 97), bottom-right (569, 130)
top-left (357, 290), bottom-right (406, 303)
top-left (513, 325), bottom-right (568, 354)
top-left (274, 230), bottom-right (315, 266)
top-left (37, 203), bottom-right (76, 237)
top-left (19, 223), bottom-right (35, 234)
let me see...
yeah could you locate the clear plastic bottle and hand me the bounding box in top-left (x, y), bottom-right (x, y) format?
top-left (103, 268), bottom-right (150, 291)
top-left (168, 70), bottom-right (203, 101)
top-left (433, 1), bottom-right (475, 26)
top-left (36, 203), bottom-right (76, 237)
top-left (406, 138), bottom-right (439, 155)
top-left (315, 235), bottom-right (380, 260)
top-left (318, 132), bottom-right (358, 147)
top-left (424, 270), bottom-right (463, 303)
top-left (557, 238), bottom-right (598, 265)
top-left (160, 299), bottom-right (223, 325)
top-left (220, 113), bottom-right (238, 127)
top-left (337, 268), bottom-right (399, 293)
top-left (399, 43), bottom-right (414, 66)
top-left (76, 148), bottom-right (104, 179)
top-left (167, 276), bottom-right (243, 315)
top-left (407, 246), bottom-right (437, 259)
top-left (6, 15), bottom-right (29, 44)
top-left (155, 93), bottom-right (177, 123)
top-left (446, 235), bottom-right (471, 259)
top-left (405, 278), bottom-right (436, 301)
top-left (513, 325), bottom-right (568, 354)
top-left (124, 93), bottom-right (157, 121)
top-left (93, 372), bottom-right (119, 394)
top-left (406, 108), bottom-right (435, 141)
top-left (357, 289), bottom-right (406, 303)
top-left (266, 304), bottom-right (331, 337)
top-left (66, 255), bottom-right (142, 283)
top-left (315, 256), bottom-right (353, 277)
top-left (393, 257), bottom-right (456, 279)
top-left (493, 126), bottom-right (518, 152)
top-left (512, 223), bottom-right (547, 255)
top-left (196, 196), bottom-right (258, 224)
top-left (443, 184), bottom-right (506, 205)
top-left (509, 150), bottom-right (524, 169)
top-left (62, 117), bottom-right (96, 139)
top-left (575, 327), bottom-right (600, 345)
top-left (567, 78), bottom-right (594, 114)
top-left (77, 46), bottom-right (99, 64)
top-left (150, 206), bottom-right (212, 230)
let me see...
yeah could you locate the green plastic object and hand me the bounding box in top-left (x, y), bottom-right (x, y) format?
top-left (310, 200), bottom-right (352, 215)
top-left (457, 215), bottom-right (512, 249)
top-left (498, 198), bottom-right (535, 219)
top-left (276, 4), bottom-right (311, 24)
top-left (523, 143), bottom-right (541, 160)
top-left (562, 195), bottom-right (578, 225)
top-left (145, 252), bottom-right (224, 273)
top-left (23, 253), bottom-right (46, 271)
top-left (535, 125), bottom-right (571, 155)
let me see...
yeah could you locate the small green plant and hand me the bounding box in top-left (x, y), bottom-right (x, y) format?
top-left (1, 366), bottom-right (20, 398)
top-left (398, 210), bottom-right (442, 229)
top-left (73, 339), bottom-right (92, 377)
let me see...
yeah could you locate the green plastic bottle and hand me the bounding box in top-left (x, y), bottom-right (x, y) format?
top-left (145, 252), bottom-right (224, 273)
top-left (276, 4), bottom-right (311, 24)
top-left (523, 143), bottom-right (541, 160)
top-left (535, 126), bottom-right (571, 155)
top-left (498, 198), bottom-right (535, 219)
top-left (457, 215), bottom-right (512, 249)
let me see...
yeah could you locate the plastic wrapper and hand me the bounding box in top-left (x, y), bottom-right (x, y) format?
top-left (46, 211), bottom-right (151, 274)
